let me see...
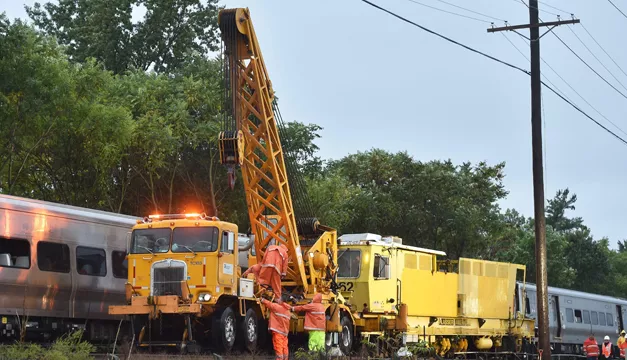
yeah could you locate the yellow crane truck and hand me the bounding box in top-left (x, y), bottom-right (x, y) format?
top-left (110, 7), bottom-right (349, 354)
top-left (109, 7), bottom-right (535, 356)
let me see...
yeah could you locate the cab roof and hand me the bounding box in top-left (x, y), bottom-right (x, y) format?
top-left (338, 233), bottom-right (446, 256)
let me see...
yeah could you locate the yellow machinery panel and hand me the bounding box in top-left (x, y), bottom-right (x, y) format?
top-left (458, 258), bottom-right (517, 319)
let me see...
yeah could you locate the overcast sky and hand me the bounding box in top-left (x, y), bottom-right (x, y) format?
top-left (2, 0), bottom-right (626, 246)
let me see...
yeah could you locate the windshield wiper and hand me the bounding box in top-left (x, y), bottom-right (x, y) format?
top-left (138, 246), bottom-right (154, 255)
top-left (180, 245), bottom-right (196, 254)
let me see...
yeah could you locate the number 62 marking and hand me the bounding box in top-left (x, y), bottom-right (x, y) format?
top-left (338, 282), bottom-right (354, 291)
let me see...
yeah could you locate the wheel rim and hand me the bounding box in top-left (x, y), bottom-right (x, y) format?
top-left (225, 315), bottom-right (235, 344)
top-left (325, 333), bottom-right (333, 347)
top-left (246, 317), bottom-right (257, 342)
top-left (341, 325), bottom-right (351, 348)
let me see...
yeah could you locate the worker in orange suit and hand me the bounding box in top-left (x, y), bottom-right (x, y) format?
top-left (261, 297), bottom-right (291, 360)
top-left (258, 243), bottom-right (289, 297)
top-left (602, 336), bottom-right (613, 360)
top-left (291, 293), bottom-right (326, 352)
top-left (618, 330), bottom-right (627, 359)
top-left (585, 335), bottom-right (600, 360)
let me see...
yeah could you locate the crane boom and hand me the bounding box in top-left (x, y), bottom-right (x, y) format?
top-left (218, 8), bottom-right (338, 296)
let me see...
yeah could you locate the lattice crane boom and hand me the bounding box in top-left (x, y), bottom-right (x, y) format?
top-left (218, 8), bottom-right (338, 296)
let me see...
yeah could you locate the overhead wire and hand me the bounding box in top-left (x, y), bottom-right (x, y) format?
top-left (551, 32), bottom-right (627, 101)
top-left (405, 0), bottom-right (492, 23)
top-left (607, 0), bottom-right (627, 20)
top-left (360, 0), bottom-right (627, 147)
top-left (508, 0), bottom-right (562, 17)
top-left (500, 33), bottom-right (572, 102)
top-left (566, 26), bottom-right (627, 92)
top-left (430, 0), bottom-right (507, 22)
top-left (579, 23), bottom-right (627, 80)
top-left (538, 1), bottom-right (572, 15)
top-left (518, 0), bottom-right (627, 101)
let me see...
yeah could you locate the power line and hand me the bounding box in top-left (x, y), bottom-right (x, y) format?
top-left (508, 32), bottom-right (627, 138)
top-left (580, 23), bottom-right (627, 80)
top-left (539, 1), bottom-right (572, 15)
top-left (405, 0), bottom-right (492, 23)
top-left (360, 0), bottom-right (627, 147)
top-left (512, 0), bottom-right (562, 17)
top-left (552, 32), bottom-right (627, 101)
top-left (430, 0), bottom-right (507, 22)
top-left (542, 81), bottom-right (627, 146)
top-left (501, 33), bottom-right (571, 102)
top-left (566, 26), bottom-right (627, 92)
top-left (501, 33), bottom-right (572, 102)
top-left (607, 0), bottom-right (627, 20)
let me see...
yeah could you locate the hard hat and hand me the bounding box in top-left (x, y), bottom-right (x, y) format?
top-left (622, 330), bottom-right (626, 335)
top-left (605, 336), bottom-right (610, 341)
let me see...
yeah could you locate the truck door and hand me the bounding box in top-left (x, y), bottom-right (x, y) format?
top-left (218, 230), bottom-right (236, 290)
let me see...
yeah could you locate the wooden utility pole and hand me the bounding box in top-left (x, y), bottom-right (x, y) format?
top-left (487, 4), bottom-right (579, 360)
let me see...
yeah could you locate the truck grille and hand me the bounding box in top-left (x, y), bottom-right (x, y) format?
top-left (152, 263), bottom-right (185, 296)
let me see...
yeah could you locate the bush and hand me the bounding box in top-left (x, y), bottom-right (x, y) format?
top-left (0, 330), bottom-right (95, 360)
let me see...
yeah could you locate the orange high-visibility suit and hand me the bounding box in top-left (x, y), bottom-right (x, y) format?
top-left (585, 337), bottom-right (600, 359)
top-left (242, 263), bottom-right (261, 280)
top-left (292, 293), bottom-right (325, 351)
top-left (258, 244), bottom-right (288, 296)
top-left (261, 298), bottom-right (291, 360)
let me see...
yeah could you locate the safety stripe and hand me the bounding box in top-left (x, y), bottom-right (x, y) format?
top-left (304, 326), bottom-right (325, 331)
top-left (262, 264), bottom-right (282, 275)
top-left (275, 313), bottom-right (290, 319)
top-left (203, 257), bottom-right (206, 284)
top-left (132, 259), bottom-right (136, 286)
top-left (268, 327), bottom-right (288, 336)
top-left (311, 312), bottom-right (325, 315)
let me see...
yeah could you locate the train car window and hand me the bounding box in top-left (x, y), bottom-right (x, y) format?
top-left (337, 249), bottom-right (361, 278)
top-left (574, 309), bottom-right (583, 323)
top-left (607, 313), bottom-right (614, 326)
top-left (566, 308), bottom-right (574, 323)
top-left (373, 254), bottom-right (390, 280)
top-left (76, 246), bottom-right (106, 277)
top-left (37, 241), bottom-right (70, 273)
top-left (0, 237), bottom-right (30, 269)
top-left (172, 227), bottom-right (219, 253)
top-left (583, 310), bottom-right (591, 324)
top-left (600, 312), bottom-right (607, 326)
top-left (112, 251), bottom-right (128, 279)
top-left (131, 228), bottom-right (171, 254)
top-left (591, 311), bottom-right (599, 325)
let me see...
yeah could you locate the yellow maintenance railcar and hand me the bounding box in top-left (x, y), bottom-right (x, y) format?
top-left (335, 233), bottom-right (534, 356)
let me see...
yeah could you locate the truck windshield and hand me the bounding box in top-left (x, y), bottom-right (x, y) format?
top-left (130, 229), bottom-right (171, 254)
top-left (172, 227), bottom-right (219, 253)
top-left (337, 249), bottom-right (361, 278)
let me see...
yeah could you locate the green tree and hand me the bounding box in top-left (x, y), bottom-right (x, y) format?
top-left (321, 149), bottom-right (508, 258)
top-left (27, 0), bottom-right (221, 74)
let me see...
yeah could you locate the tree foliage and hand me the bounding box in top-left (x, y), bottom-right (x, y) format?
top-left (26, 0), bottom-right (220, 73)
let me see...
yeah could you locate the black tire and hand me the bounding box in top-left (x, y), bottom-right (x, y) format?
top-left (339, 315), bottom-right (354, 355)
top-left (238, 308), bottom-right (258, 352)
top-left (213, 307), bottom-right (237, 352)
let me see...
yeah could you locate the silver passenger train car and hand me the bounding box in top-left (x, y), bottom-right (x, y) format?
top-left (518, 282), bottom-right (627, 354)
top-left (0, 194), bottom-right (136, 342)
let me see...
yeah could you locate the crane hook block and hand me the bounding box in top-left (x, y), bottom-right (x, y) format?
top-left (218, 130), bottom-right (244, 166)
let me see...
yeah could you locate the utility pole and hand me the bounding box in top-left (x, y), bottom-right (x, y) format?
top-left (487, 4), bottom-right (579, 360)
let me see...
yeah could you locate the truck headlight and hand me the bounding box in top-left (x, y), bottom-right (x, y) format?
top-left (198, 293), bottom-right (212, 302)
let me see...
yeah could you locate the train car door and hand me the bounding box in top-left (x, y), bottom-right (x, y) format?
top-left (554, 296), bottom-right (562, 338)
top-left (618, 305), bottom-right (626, 332)
top-left (549, 295), bottom-right (560, 341)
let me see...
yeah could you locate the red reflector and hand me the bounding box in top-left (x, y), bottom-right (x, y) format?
top-left (196, 285), bottom-right (207, 288)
